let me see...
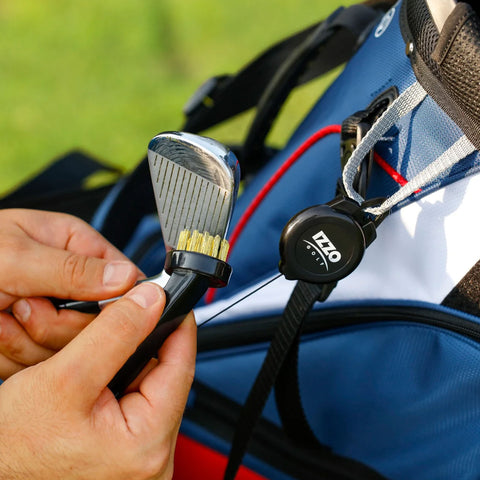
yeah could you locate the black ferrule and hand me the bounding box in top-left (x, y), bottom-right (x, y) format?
top-left (165, 250), bottom-right (232, 287)
top-left (51, 299), bottom-right (101, 314)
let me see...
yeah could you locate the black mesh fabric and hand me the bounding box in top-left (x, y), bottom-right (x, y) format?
top-left (404, 0), bottom-right (440, 74)
top-left (400, 0), bottom-right (480, 149)
top-left (436, 8), bottom-right (480, 132)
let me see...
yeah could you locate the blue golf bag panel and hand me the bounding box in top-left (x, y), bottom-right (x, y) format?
top-left (186, 2), bottom-right (480, 479)
top-left (216, 2), bottom-right (480, 303)
top-left (189, 301), bottom-right (480, 480)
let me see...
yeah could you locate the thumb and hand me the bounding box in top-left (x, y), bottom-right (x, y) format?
top-left (47, 282), bottom-right (166, 408)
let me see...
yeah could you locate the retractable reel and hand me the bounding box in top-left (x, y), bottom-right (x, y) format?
top-left (278, 88), bottom-right (401, 286)
top-left (279, 196), bottom-right (381, 284)
top-left (278, 77), bottom-right (477, 287)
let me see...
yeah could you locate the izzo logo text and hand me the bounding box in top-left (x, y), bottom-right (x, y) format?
top-left (303, 230), bottom-right (341, 271)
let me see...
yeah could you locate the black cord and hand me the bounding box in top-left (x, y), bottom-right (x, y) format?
top-left (198, 274), bottom-right (283, 328)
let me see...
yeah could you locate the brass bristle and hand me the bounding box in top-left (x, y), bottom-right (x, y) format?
top-left (192, 230), bottom-right (204, 252)
top-left (187, 230), bottom-right (199, 251)
top-left (176, 229), bottom-right (230, 260)
top-left (200, 233), bottom-right (214, 256)
top-left (212, 235), bottom-right (221, 258)
top-left (176, 230), bottom-right (190, 251)
top-left (219, 239), bottom-right (230, 262)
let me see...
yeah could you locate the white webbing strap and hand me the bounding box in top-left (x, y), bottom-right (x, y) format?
top-left (342, 81), bottom-right (427, 204)
top-left (342, 80), bottom-right (476, 218)
top-left (364, 134), bottom-right (476, 216)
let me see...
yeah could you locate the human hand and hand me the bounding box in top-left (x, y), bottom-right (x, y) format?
top-left (0, 209), bottom-right (142, 379)
top-left (0, 282), bottom-right (196, 480)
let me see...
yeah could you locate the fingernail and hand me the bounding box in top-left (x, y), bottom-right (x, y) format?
top-left (12, 299), bottom-right (31, 323)
top-left (103, 261), bottom-right (135, 288)
top-left (125, 283), bottom-right (161, 308)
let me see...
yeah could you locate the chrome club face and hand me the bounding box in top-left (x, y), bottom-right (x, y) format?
top-left (55, 132), bottom-right (240, 315)
top-left (147, 131), bottom-right (240, 251)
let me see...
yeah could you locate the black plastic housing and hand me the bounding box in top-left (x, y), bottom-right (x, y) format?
top-left (279, 197), bottom-right (376, 284)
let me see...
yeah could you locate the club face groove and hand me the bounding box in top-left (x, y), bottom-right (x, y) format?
top-left (147, 132), bottom-right (240, 250)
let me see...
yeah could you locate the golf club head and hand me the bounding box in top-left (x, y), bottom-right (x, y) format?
top-left (147, 131), bottom-right (240, 251)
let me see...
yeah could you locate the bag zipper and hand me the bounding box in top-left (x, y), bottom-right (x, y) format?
top-left (185, 380), bottom-right (387, 480)
top-left (193, 304), bottom-right (480, 479)
top-left (198, 303), bottom-right (480, 352)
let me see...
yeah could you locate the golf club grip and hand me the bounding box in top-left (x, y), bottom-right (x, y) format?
top-left (108, 270), bottom-right (210, 399)
top-left (53, 272), bottom-right (170, 314)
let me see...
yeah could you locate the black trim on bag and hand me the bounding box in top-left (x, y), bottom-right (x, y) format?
top-left (400, 0), bottom-right (480, 150)
top-left (185, 381), bottom-right (387, 480)
top-left (197, 304), bottom-right (480, 353)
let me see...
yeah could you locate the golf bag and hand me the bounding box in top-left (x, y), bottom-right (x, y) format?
top-left (3, 0), bottom-right (480, 478)
top-left (173, 0), bottom-right (480, 479)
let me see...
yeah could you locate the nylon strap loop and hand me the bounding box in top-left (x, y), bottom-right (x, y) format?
top-left (342, 81), bottom-right (427, 205)
top-left (224, 281), bottom-right (334, 480)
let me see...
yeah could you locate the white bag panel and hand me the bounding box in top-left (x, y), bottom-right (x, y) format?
top-left (195, 171), bottom-right (480, 325)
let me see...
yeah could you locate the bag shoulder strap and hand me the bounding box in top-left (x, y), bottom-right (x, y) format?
top-left (400, 0), bottom-right (480, 150)
top-left (442, 260), bottom-right (480, 317)
top-left (0, 150), bottom-right (121, 222)
top-left (183, 3), bottom-right (389, 174)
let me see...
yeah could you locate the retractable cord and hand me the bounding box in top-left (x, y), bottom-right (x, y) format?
top-left (223, 80), bottom-right (477, 479)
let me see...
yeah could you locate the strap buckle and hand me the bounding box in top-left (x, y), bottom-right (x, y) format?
top-left (183, 74), bottom-right (231, 118)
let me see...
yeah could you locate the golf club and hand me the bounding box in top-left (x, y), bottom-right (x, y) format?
top-left (57, 131), bottom-right (240, 397)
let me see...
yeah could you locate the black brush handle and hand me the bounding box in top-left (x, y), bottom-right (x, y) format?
top-left (109, 251), bottom-right (232, 398)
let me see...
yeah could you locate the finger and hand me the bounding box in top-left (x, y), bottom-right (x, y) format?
top-left (0, 354), bottom-right (25, 380)
top-left (0, 292), bottom-right (17, 311)
top-left (3, 238), bottom-right (139, 300)
top-left (123, 358), bottom-right (158, 394)
top-left (47, 282), bottom-right (166, 408)
top-left (122, 312), bottom-right (197, 434)
top-left (7, 209), bottom-right (132, 262)
top-left (0, 311), bottom-right (56, 365)
top-left (12, 298), bottom-right (95, 350)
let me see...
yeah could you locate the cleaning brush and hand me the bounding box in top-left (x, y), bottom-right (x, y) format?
top-left (54, 132), bottom-right (240, 398)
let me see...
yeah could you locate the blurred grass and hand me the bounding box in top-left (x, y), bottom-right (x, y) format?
top-left (0, 0), bottom-right (357, 196)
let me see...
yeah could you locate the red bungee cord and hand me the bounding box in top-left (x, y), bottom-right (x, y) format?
top-left (205, 124), bottom-right (412, 304)
top-left (205, 124), bottom-right (341, 304)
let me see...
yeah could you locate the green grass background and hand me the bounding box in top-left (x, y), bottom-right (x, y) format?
top-left (0, 1), bottom-right (356, 196)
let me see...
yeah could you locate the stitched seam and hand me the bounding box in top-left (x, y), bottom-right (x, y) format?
top-left (432, 7), bottom-right (473, 65)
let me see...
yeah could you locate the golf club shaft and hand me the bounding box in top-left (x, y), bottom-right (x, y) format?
top-left (53, 271), bottom-right (170, 313)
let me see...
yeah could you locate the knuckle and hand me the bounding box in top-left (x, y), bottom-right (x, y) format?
top-left (27, 315), bottom-right (50, 345)
top-left (0, 321), bottom-right (25, 362)
top-left (52, 362), bottom-right (77, 395)
top-left (143, 453), bottom-right (171, 479)
top-left (61, 253), bottom-right (90, 291)
top-left (129, 447), bottom-right (171, 480)
top-left (111, 306), bottom-right (142, 344)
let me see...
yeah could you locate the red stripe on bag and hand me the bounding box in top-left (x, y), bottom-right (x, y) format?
top-left (205, 124), bottom-right (342, 304)
top-left (173, 434), bottom-right (268, 480)
top-left (204, 128), bottom-right (415, 305)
